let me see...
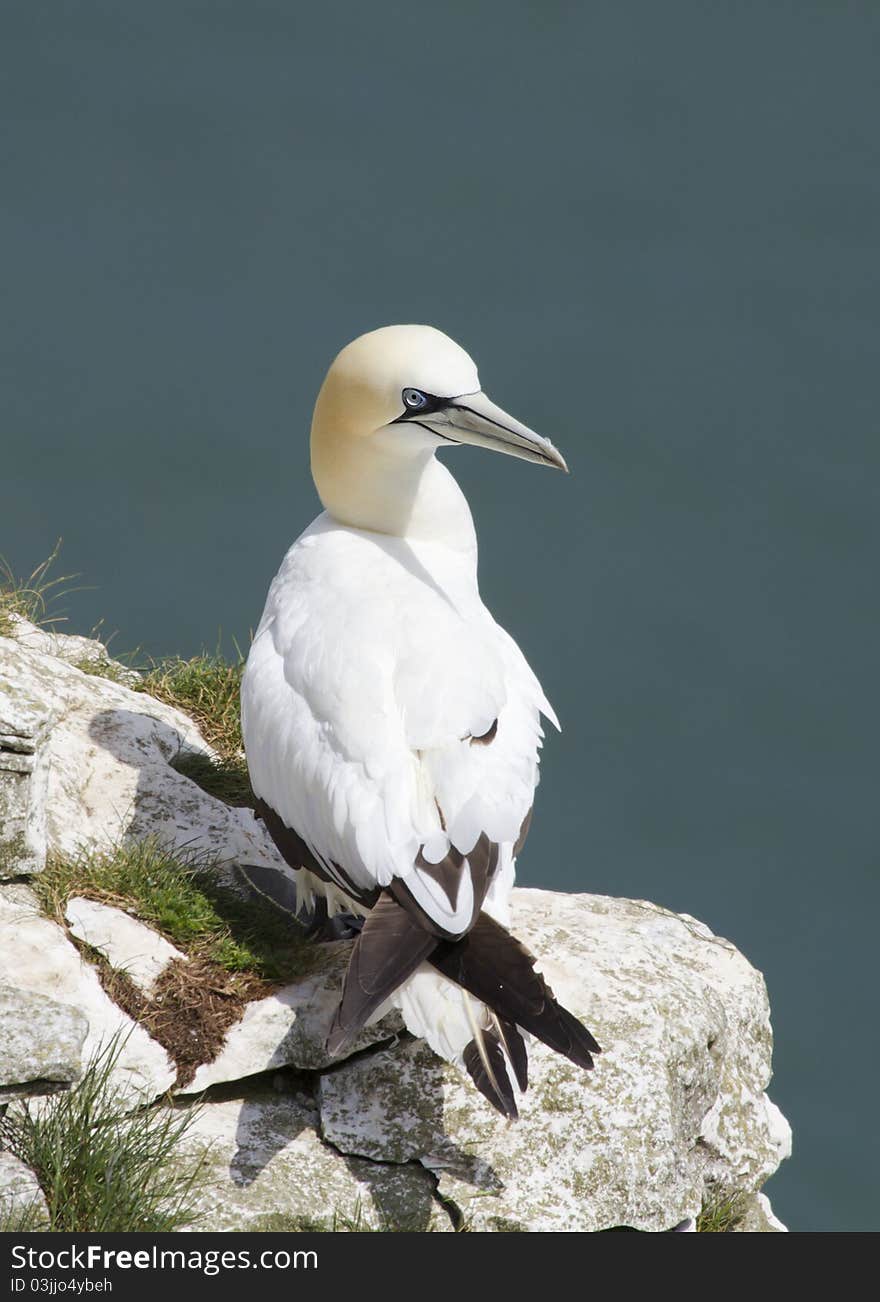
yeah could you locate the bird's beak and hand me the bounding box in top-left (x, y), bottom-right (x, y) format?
top-left (424, 391), bottom-right (568, 472)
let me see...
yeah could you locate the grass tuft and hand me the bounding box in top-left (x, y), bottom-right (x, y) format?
top-left (696, 1192), bottom-right (749, 1232)
top-left (0, 1039), bottom-right (205, 1232)
top-left (34, 838), bottom-right (314, 984)
top-left (33, 839), bottom-right (318, 1085)
top-left (0, 1204), bottom-right (48, 1233)
top-left (0, 540), bottom-right (81, 637)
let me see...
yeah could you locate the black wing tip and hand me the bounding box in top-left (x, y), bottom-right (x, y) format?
top-left (556, 1006), bottom-right (603, 1066)
top-left (463, 1034), bottom-right (520, 1121)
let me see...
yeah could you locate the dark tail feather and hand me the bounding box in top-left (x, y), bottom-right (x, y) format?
top-left (463, 1031), bottom-right (519, 1120)
top-left (430, 912), bottom-right (601, 1070)
top-left (326, 893), bottom-right (437, 1056)
top-left (495, 1016), bottom-right (529, 1093)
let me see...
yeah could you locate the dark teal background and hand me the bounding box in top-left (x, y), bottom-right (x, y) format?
top-left (2, 2), bottom-right (877, 1231)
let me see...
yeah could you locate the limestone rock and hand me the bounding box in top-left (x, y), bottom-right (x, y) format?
top-left (9, 615), bottom-right (140, 685)
top-left (0, 624), bottom-right (282, 875)
top-left (0, 984), bottom-right (88, 1089)
top-left (0, 1153), bottom-right (49, 1230)
top-left (65, 896), bottom-right (186, 995)
top-left (0, 885), bottom-right (174, 1105)
top-left (733, 1191), bottom-right (788, 1232)
top-left (0, 687), bottom-right (53, 878)
top-left (175, 1084), bottom-right (450, 1232)
top-left (319, 888), bottom-right (791, 1233)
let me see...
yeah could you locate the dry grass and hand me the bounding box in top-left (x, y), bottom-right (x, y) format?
top-left (0, 540), bottom-right (81, 637)
top-left (97, 955), bottom-right (265, 1089)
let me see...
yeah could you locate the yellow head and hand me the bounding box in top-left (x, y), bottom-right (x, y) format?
top-left (310, 324), bottom-right (566, 535)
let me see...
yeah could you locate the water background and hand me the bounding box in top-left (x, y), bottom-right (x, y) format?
top-left (2, 2), bottom-right (878, 1230)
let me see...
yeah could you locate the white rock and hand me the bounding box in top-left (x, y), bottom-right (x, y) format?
top-left (753, 1191), bottom-right (788, 1232)
top-left (65, 896), bottom-right (186, 995)
top-left (0, 1153), bottom-right (49, 1230)
top-left (0, 628), bottom-right (282, 876)
top-left (9, 615), bottom-right (140, 683)
top-left (181, 943), bottom-right (401, 1093)
top-left (175, 1085), bottom-right (450, 1232)
top-left (724, 1189), bottom-right (788, 1232)
top-left (0, 984), bottom-right (88, 1088)
top-left (319, 888), bottom-right (791, 1233)
top-left (0, 886), bottom-right (174, 1106)
top-left (0, 687), bottom-right (53, 878)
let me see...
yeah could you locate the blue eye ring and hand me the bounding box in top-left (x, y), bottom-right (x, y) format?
top-left (403, 388), bottom-right (428, 410)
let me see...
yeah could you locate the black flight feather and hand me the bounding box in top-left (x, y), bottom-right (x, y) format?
top-left (430, 912), bottom-right (601, 1070)
top-left (463, 1032), bottom-right (519, 1120)
top-left (325, 891), bottom-right (436, 1057)
top-left (495, 1016), bottom-right (529, 1093)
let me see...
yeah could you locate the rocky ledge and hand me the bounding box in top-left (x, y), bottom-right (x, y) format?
top-left (0, 617), bottom-right (791, 1231)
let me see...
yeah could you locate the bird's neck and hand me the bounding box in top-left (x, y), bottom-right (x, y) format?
top-left (312, 434), bottom-right (478, 556)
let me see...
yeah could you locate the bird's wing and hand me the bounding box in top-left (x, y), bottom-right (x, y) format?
top-left (241, 522), bottom-right (555, 936)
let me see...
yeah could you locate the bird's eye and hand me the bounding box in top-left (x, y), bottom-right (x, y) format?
top-left (403, 388), bottom-right (428, 410)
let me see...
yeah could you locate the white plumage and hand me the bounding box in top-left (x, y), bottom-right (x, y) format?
top-left (241, 325), bottom-right (598, 1116)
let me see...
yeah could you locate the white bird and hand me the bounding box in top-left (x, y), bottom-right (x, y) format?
top-left (240, 324), bottom-right (599, 1117)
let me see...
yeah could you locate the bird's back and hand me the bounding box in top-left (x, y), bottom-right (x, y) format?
top-left (241, 512), bottom-right (556, 913)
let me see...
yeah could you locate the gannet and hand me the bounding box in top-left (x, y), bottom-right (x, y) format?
top-left (241, 324), bottom-right (600, 1117)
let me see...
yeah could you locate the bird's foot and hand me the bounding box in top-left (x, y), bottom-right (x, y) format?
top-left (300, 897), bottom-right (363, 942)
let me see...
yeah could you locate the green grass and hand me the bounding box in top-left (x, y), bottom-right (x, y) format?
top-left (696, 1192), bottom-right (748, 1232)
top-left (0, 1039), bottom-right (205, 1233)
top-left (33, 839), bottom-right (317, 1087)
top-left (34, 837), bottom-right (313, 984)
top-left (0, 1204), bottom-right (48, 1233)
top-left (0, 540), bottom-right (80, 637)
